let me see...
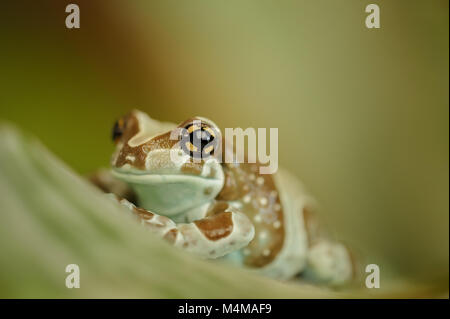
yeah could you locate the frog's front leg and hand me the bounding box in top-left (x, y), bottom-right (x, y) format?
top-left (109, 195), bottom-right (255, 259)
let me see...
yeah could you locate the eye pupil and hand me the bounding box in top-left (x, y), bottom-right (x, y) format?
top-left (190, 128), bottom-right (213, 149)
top-left (182, 122), bottom-right (217, 159)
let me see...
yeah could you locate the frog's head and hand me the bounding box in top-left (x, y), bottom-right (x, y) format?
top-left (110, 110), bottom-right (224, 216)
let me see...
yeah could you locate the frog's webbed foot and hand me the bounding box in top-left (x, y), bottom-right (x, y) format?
top-left (108, 195), bottom-right (255, 259)
top-left (88, 169), bottom-right (137, 204)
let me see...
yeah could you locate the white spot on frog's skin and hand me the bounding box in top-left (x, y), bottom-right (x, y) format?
top-left (256, 176), bottom-right (264, 186)
top-left (229, 201), bottom-right (242, 210)
top-left (262, 249), bottom-right (271, 257)
top-left (259, 231), bottom-right (268, 240)
top-left (249, 174), bottom-right (256, 181)
top-left (243, 194), bottom-right (251, 204)
top-left (259, 197), bottom-right (268, 206)
top-left (119, 198), bottom-right (135, 210)
top-left (273, 220), bottom-right (281, 229)
top-left (120, 163), bottom-right (133, 170)
top-left (125, 155), bottom-right (135, 162)
top-left (254, 214), bottom-right (262, 223)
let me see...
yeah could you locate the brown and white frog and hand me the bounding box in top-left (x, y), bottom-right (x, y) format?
top-left (91, 110), bottom-right (355, 285)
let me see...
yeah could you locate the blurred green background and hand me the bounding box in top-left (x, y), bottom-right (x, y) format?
top-left (0, 0), bottom-right (448, 288)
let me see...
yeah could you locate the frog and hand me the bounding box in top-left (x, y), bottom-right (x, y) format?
top-left (90, 109), bottom-right (356, 286)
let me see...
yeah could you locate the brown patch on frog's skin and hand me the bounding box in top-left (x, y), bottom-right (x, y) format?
top-left (217, 168), bottom-right (240, 200)
top-left (217, 162), bottom-right (285, 268)
top-left (180, 162), bottom-right (203, 175)
top-left (194, 212), bottom-right (234, 241)
top-left (113, 114), bottom-right (178, 170)
top-left (205, 201), bottom-right (231, 217)
top-left (132, 206), bottom-right (155, 221)
top-left (163, 228), bottom-right (179, 244)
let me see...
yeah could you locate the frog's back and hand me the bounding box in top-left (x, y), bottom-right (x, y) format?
top-left (217, 162), bottom-right (312, 279)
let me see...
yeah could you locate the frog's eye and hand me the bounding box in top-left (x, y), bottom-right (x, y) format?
top-left (112, 118), bottom-right (125, 143)
top-left (181, 121), bottom-right (218, 159)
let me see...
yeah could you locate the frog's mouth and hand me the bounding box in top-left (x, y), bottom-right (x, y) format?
top-left (111, 166), bottom-right (222, 183)
top-left (111, 154), bottom-right (223, 180)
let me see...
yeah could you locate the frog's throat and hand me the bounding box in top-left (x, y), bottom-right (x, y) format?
top-left (111, 170), bottom-right (224, 216)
